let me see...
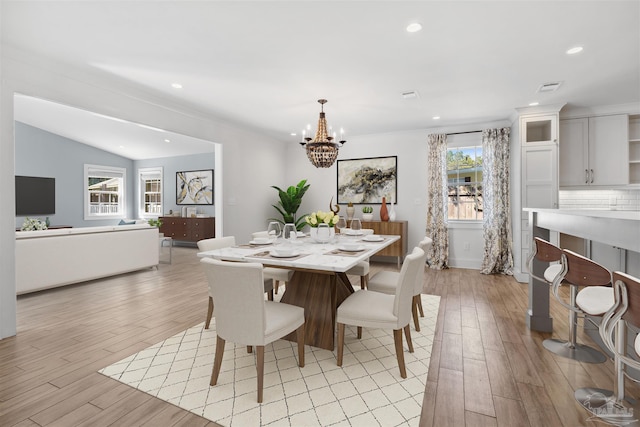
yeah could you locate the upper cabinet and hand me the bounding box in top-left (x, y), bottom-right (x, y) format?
top-left (630, 115), bottom-right (640, 185)
top-left (559, 114), bottom-right (629, 187)
top-left (522, 115), bottom-right (558, 145)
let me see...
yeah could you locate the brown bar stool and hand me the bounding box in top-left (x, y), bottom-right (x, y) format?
top-left (575, 272), bottom-right (640, 422)
top-left (544, 249), bottom-right (614, 363)
top-left (526, 237), bottom-right (564, 285)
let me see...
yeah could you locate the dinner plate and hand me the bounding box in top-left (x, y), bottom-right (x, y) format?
top-left (363, 235), bottom-right (384, 242)
top-left (249, 240), bottom-right (272, 245)
top-left (270, 250), bottom-right (300, 258)
top-left (338, 245), bottom-right (365, 252)
top-left (345, 230), bottom-right (363, 236)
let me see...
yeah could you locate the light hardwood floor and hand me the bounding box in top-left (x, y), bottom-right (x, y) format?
top-left (0, 246), bottom-right (634, 426)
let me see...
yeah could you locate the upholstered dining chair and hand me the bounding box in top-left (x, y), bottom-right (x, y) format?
top-left (336, 246), bottom-right (425, 378)
top-left (545, 249), bottom-right (614, 363)
top-left (197, 236), bottom-right (274, 329)
top-left (252, 231), bottom-right (294, 295)
top-left (575, 271), bottom-right (640, 418)
top-left (201, 258), bottom-right (305, 403)
top-left (366, 237), bottom-right (432, 331)
top-left (343, 228), bottom-right (374, 289)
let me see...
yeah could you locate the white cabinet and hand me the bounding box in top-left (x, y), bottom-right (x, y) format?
top-left (521, 113), bottom-right (559, 210)
top-left (630, 115), bottom-right (640, 184)
top-left (559, 114), bottom-right (629, 187)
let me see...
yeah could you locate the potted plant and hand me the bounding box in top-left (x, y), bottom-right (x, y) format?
top-left (362, 206), bottom-right (374, 221)
top-left (147, 218), bottom-right (163, 228)
top-left (305, 210), bottom-right (339, 242)
top-left (270, 179), bottom-right (310, 231)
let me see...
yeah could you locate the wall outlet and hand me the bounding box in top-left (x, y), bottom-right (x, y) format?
top-left (463, 242), bottom-right (470, 251)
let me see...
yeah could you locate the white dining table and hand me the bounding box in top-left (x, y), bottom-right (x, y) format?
top-left (198, 233), bottom-right (400, 350)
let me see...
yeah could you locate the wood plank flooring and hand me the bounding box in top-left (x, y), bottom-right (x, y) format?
top-left (0, 246), bottom-right (635, 426)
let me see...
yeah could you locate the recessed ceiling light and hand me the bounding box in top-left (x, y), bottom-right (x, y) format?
top-left (432, 116), bottom-right (441, 120)
top-left (566, 46), bottom-right (583, 55)
top-left (171, 83), bottom-right (183, 89)
top-left (164, 139), bottom-right (171, 143)
top-left (406, 23), bottom-right (422, 33)
top-left (529, 102), bottom-right (539, 106)
top-left (290, 132), bottom-right (297, 136)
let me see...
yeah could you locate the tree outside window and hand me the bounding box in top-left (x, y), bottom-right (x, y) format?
top-left (447, 146), bottom-right (483, 220)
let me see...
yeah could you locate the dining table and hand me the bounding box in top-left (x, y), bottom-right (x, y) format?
top-left (197, 232), bottom-right (400, 350)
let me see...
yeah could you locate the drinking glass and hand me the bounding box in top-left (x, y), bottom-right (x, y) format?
top-left (267, 221), bottom-right (281, 244)
top-left (350, 218), bottom-right (362, 236)
top-left (316, 223), bottom-right (331, 244)
top-left (282, 223), bottom-right (297, 245)
top-left (335, 217), bottom-right (347, 241)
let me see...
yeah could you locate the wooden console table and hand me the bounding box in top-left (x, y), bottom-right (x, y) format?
top-left (159, 216), bottom-right (214, 243)
top-left (360, 220), bottom-right (408, 267)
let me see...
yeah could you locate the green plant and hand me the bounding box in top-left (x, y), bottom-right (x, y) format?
top-left (270, 179), bottom-right (310, 230)
top-left (362, 206), bottom-right (373, 214)
top-left (148, 218), bottom-right (163, 228)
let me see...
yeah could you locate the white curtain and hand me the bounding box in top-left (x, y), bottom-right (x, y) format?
top-left (426, 133), bottom-right (448, 269)
top-left (480, 127), bottom-right (513, 275)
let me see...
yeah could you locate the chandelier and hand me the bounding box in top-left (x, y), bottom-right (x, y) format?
top-left (299, 99), bottom-right (346, 168)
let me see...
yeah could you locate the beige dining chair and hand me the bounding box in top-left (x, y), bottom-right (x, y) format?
top-left (343, 228), bottom-right (374, 289)
top-left (366, 237), bottom-right (431, 331)
top-left (336, 246), bottom-right (425, 378)
top-left (197, 236), bottom-right (274, 329)
top-left (252, 230), bottom-right (294, 295)
top-left (201, 258), bottom-right (305, 403)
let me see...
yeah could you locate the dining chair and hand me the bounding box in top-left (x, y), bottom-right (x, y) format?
top-left (252, 230), bottom-right (294, 295)
top-left (575, 271), bottom-right (640, 418)
top-left (197, 236), bottom-right (274, 329)
top-left (201, 258), bottom-right (305, 403)
top-left (366, 237), bottom-right (431, 331)
top-left (545, 249), bottom-right (614, 363)
top-left (336, 246), bottom-right (425, 378)
top-left (343, 228), bottom-right (374, 289)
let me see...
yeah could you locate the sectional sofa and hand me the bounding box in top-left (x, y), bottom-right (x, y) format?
top-left (15, 224), bottom-right (159, 294)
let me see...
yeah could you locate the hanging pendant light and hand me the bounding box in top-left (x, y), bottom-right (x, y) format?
top-left (299, 99), bottom-right (346, 168)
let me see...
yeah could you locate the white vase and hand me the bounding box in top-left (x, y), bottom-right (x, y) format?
top-left (389, 199), bottom-right (396, 221)
top-left (309, 227), bottom-right (335, 242)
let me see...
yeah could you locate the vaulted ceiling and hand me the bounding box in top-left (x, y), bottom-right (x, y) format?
top-left (4, 1), bottom-right (639, 159)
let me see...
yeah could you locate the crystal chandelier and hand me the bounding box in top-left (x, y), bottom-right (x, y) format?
top-left (299, 99), bottom-right (346, 168)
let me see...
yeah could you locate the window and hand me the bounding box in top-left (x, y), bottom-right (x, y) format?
top-left (447, 145), bottom-right (483, 221)
top-left (138, 167), bottom-right (163, 217)
top-left (84, 164), bottom-right (126, 219)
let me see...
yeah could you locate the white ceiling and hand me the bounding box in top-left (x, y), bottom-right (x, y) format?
top-left (4, 1), bottom-right (640, 159)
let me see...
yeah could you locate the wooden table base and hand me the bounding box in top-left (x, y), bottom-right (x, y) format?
top-left (280, 271), bottom-right (355, 350)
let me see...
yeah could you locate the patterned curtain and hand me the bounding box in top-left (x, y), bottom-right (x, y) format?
top-left (480, 127), bottom-right (514, 275)
top-left (426, 133), bottom-right (448, 269)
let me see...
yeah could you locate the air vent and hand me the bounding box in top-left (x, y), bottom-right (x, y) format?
top-left (401, 91), bottom-right (419, 99)
top-left (537, 82), bottom-right (562, 93)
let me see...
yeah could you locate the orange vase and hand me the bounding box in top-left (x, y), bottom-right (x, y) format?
top-left (380, 197), bottom-right (389, 221)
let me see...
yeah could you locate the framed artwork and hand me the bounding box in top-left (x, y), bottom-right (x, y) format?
top-left (176, 170), bottom-right (213, 205)
top-left (337, 156), bottom-right (397, 204)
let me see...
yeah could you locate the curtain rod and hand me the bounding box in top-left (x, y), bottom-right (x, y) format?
top-left (446, 130), bottom-right (482, 136)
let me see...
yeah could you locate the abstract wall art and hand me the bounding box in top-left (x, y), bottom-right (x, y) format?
top-left (337, 156), bottom-right (397, 204)
top-left (176, 170), bottom-right (213, 205)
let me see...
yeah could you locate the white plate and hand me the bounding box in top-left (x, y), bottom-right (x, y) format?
top-left (338, 245), bottom-right (365, 252)
top-left (270, 250), bottom-right (300, 258)
top-left (249, 240), bottom-right (272, 245)
top-left (363, 235), bottom-right (384, 242)
top-left (345, 230), bottom-right (363, 236)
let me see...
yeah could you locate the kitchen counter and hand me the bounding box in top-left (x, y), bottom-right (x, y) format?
top-left (524, 208), bottom-right (640, 332)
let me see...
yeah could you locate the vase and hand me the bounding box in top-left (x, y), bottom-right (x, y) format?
top-left (380, 197), bottom-right (389, 221)
top-left (346, 205), bottom-right (355, 221)
top-left (309, 227), bottom-right (335, 243)
top-left (389, 197), bottom-right (396, 221)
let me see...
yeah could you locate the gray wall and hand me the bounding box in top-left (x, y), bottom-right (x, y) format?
top-left (15, 121), bottom-right (215, 228)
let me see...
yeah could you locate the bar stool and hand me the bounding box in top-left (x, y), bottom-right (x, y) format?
top-left (526, 237), bottom-right (563, 286)
top-left (575, 272), bottom-right (640, 423)
top-left (544, 249), bottom-right (614, 363)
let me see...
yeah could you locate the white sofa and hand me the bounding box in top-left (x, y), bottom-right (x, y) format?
top-left (16, 224), bottom-right (159, 294)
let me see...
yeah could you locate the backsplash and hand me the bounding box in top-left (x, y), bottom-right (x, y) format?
top-left (559, 189), bottom-right (640, 211)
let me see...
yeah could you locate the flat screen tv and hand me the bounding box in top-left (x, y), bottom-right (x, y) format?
top-left (15, 176), bottom-right (56, 216)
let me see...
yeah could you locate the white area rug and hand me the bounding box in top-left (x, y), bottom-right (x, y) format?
top-left (99, 294), bottom-right (440, 426)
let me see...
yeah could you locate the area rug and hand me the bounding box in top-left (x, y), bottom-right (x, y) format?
top-left (99, 294), bottom-right (440, 426)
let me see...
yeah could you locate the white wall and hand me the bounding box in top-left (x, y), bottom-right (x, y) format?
top-left (0, 49), bottom-right (287, 338)
top-left (284, 120), bottom-right (511, 268)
